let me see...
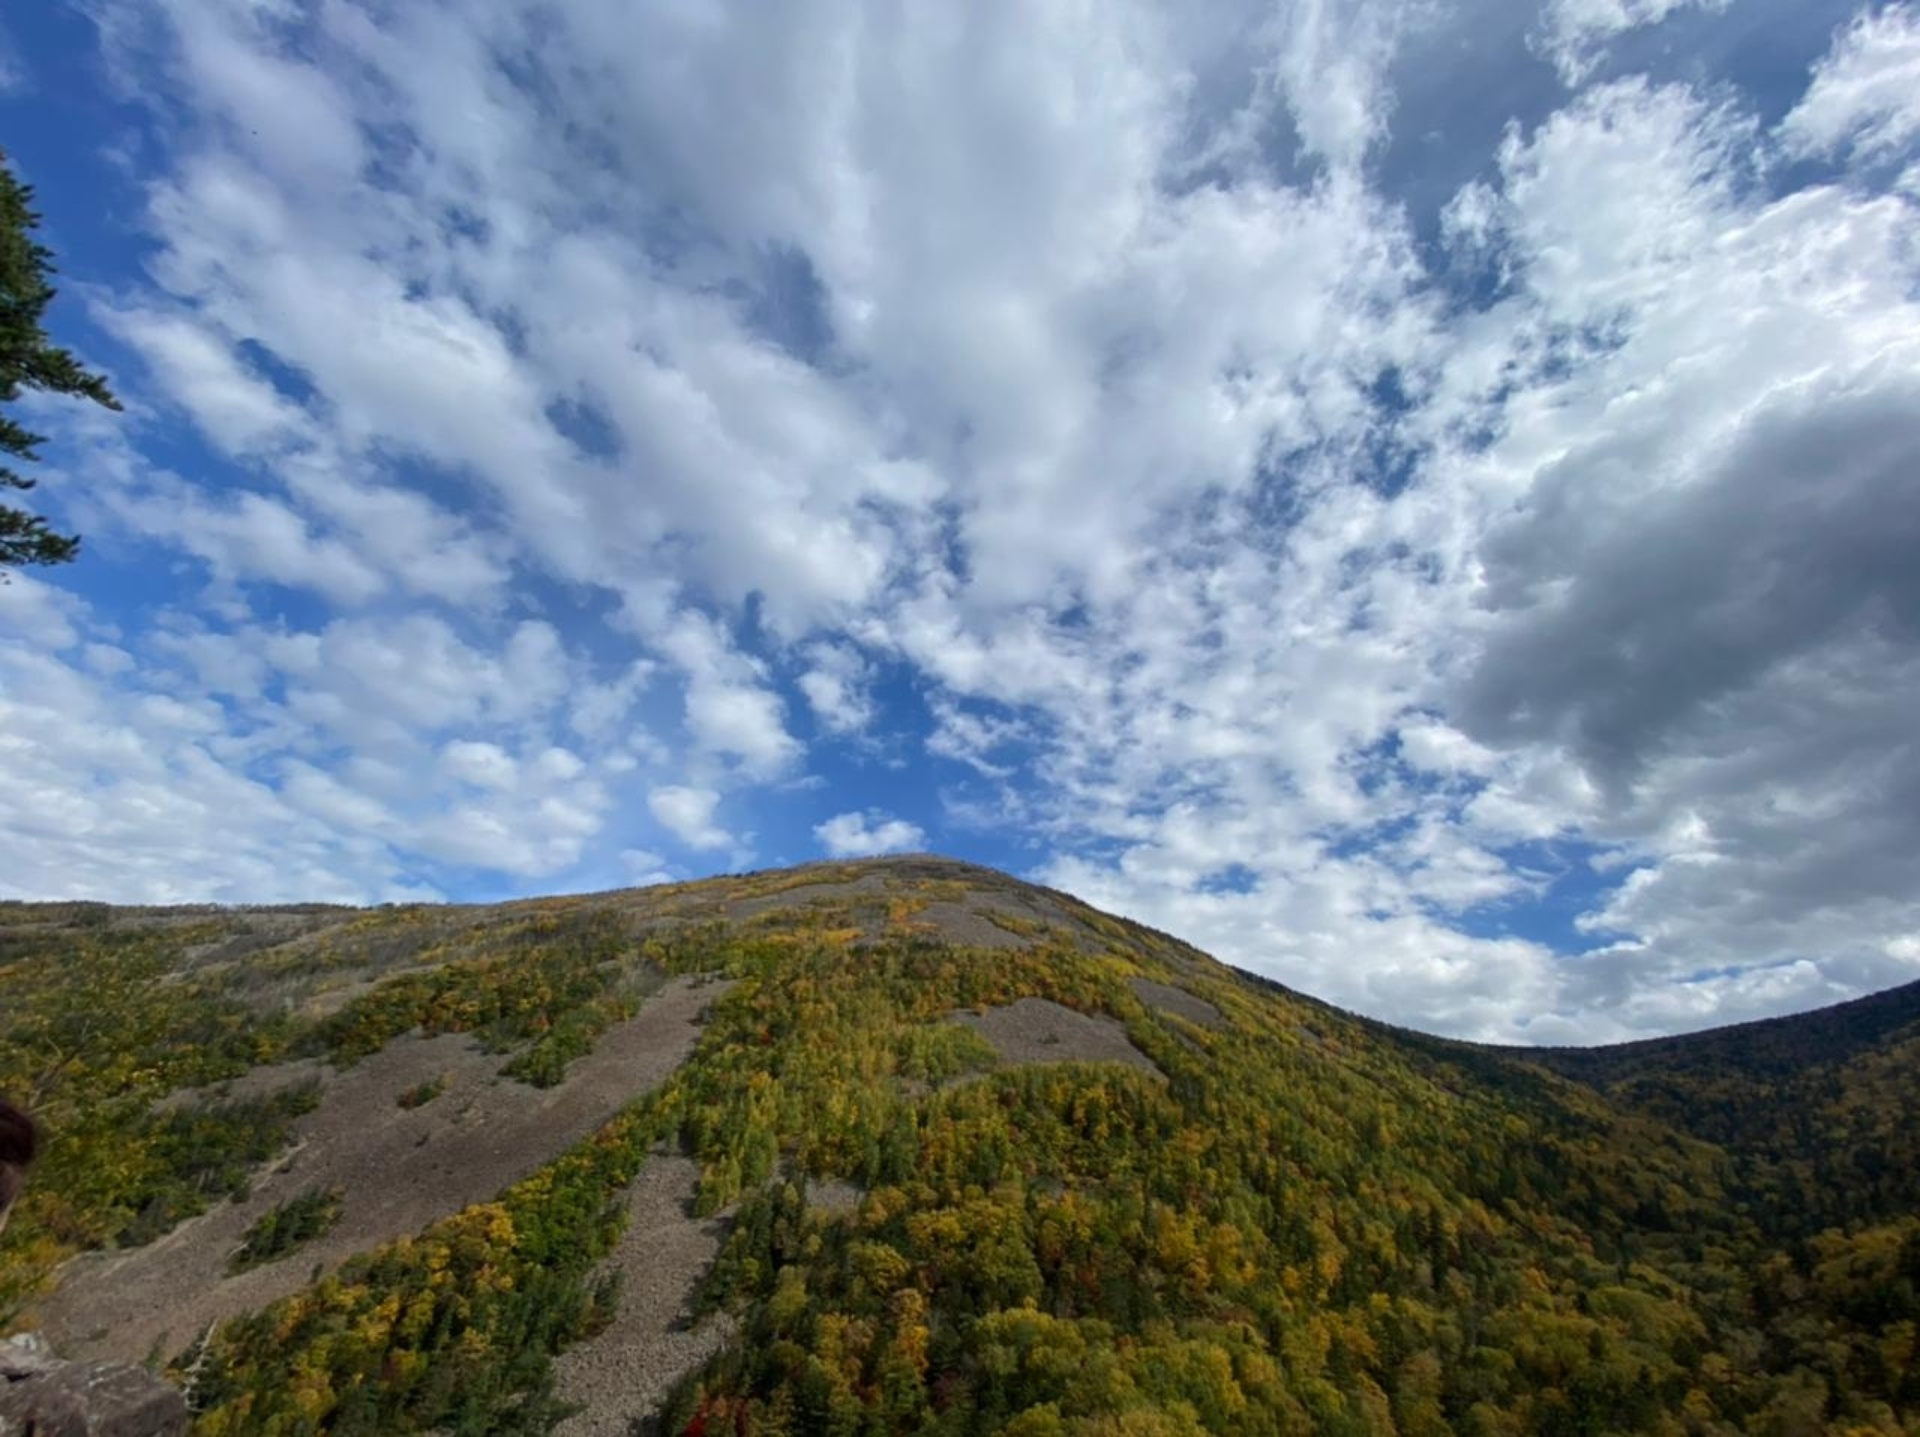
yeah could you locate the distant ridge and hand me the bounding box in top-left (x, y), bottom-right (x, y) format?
top-left (1512, 973), bottom-right (1920, 1081)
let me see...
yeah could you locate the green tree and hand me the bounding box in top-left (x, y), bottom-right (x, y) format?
top-left (2, 146), bottom-right (120, 569)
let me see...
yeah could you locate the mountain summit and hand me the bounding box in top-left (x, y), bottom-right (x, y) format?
top-left (3, 857), bottom-right (1916, 1434)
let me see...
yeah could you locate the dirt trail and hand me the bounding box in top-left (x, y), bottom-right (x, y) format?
top-left (37, 976), bottom-right (731, 1365)
top-left (550, 1155), bottom-right (736, 1436)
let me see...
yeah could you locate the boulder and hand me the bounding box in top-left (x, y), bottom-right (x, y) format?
top-left (0, 1335), bottom-right (187, 1437)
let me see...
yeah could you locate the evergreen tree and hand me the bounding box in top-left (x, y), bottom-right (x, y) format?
top-left (1, 147), bottom-right (120, 570)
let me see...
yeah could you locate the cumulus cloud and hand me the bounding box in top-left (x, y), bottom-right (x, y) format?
top-left (1419, 67), bottom-right (1920, 1032)
top-left (657, 611), bottom-right (802, 778)
top-left (0, 569), bottom-right (635, 899)
top-left (648, 786), bottom-right (733, 853)
top-left (797, 642), bottom-right (875, 737)
top-left (1, 581), bottom-right (411, 902)
top-left (4, 0), bottom-right (1913, 1041)
top-left (620, 848), bottom-right (675, 886)
top-left (816, 811), bottom-right (927, 859)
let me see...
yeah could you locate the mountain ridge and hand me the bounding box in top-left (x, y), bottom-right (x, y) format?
top-left (3, 856), bottom-right (1916, 1434)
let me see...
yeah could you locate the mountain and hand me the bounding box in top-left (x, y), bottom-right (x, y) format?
top-left (2, 856), bottom-right (1916, 1436)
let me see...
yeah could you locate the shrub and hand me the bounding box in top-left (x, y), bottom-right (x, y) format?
top-left (229, 1186), bottom-right (343, 1273)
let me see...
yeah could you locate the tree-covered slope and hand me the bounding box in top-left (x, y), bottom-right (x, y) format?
top-left (2, 858), bottom-right (1916, 1435)
top-left (1492, 981), bottom-right (1920, 1238)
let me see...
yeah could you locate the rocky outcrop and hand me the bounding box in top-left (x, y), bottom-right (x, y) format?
top-left (0, 1334), bottom-right (186, 1437)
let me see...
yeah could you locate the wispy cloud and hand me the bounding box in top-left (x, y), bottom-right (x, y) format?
top-left (1532, 0), bottom-right (1732, 84)
top-left (0, 18), bottom-right (28, 96)
top-left (1781, 6), bottom-right (1920, 162)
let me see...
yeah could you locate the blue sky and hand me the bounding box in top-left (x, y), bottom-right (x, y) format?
top-left (2, 0), bottom-right (1917, 1042)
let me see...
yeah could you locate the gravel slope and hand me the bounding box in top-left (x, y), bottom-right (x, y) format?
top-left (550, 1155), bottom-right (736, 1436)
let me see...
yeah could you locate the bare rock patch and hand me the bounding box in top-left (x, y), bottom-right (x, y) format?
top-left (952, 999), bottom-right (1162, 1078)
top-left (1128, 977), bottom-right (1225, 1030)
top-left (804, 1177), bottom-right (867, 1215)
top-left (913, 902), bottom-right (1038, 950)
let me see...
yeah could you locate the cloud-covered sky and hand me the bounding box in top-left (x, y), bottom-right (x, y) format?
top-left (3, 0), bottom-right (1917, 1042)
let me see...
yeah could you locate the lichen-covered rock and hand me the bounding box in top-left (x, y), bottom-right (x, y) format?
top-left (0, 1335), bottom-right (186, 1437)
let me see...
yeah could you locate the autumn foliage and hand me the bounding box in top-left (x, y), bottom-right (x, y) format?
top-left (2, 862), bottom-right (1917, 1434)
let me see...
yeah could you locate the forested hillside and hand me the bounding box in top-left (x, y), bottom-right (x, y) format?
top-left (2, 858), bottom-right (1915, 1435)
top-left (1510, 981), bottom-right (1920, 1237)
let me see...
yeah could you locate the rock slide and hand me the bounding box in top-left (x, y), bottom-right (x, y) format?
top-left (550, 1155), bottom-right (735, 1436)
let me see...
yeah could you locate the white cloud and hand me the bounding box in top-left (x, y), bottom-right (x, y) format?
top-left (658, 611), bottom-right (801, 778)
top-left (1266, 0), bottom-right (1407, 168)
top-left (40, 363), bottom-right (509, 612)
top-left (648, 785), bottom-right (733, 852)
top-left (0, 572), bottom-right (633, 896)
top-left (797, 642), bottom-right (874, 737)
top-left (1423, 75), bottom-right (1920, 1031)
top-left (619, 848), bottom-right (674, 886)
top-left (441, 739), bottom-right (518, 791)
top-left (0, 582), bottom-right (414, 903)
top-left (1781, 6), bottom-right (1920, 163)
top-left (98, 307), bottom-right (307, 455)
top-left (816, 810), bottom-right (926, 859)
top-left (941, 69), bottom-right (1920, 1039)
top-left (1533, 0), bottom-right (1731, 84)
top-left (157, 0), bottom-right (367, 185)
top-left (121, 485), bottom-right (386, 606)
